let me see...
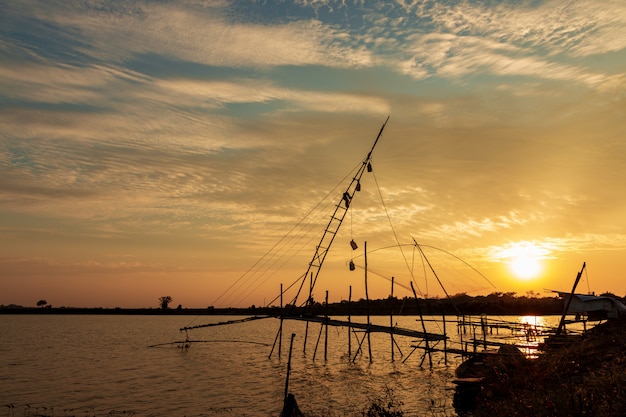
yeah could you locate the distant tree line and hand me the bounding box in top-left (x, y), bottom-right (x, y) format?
top-left (1, 292), bottom-right (624, 316)
top-left (245, 291), bottom-right (626, 317)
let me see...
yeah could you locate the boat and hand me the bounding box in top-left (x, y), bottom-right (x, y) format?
top-left (454, 343), bottom-right (527, 383)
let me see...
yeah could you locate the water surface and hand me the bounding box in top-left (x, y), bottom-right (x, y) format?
top-left (0, 314), bottom-right (563, 416)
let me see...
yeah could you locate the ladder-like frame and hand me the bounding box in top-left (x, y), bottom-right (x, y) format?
top-left (289, 116), bottom-right (390, 309)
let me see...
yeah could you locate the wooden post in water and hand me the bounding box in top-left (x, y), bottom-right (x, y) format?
top-left (348, 285), bottom-right (352, 358)
top-left (312, 292), bottom-right (327, 362)
top-left (284, 333), bottom-right (296, 400)
top-left (390, 276), bottom-right (395, 362)
top-left (456, 315), bottom-right (465, 359)
top-left (472, 322), bottom-right (477, 353)
top-left (303, 321), bottom-right (309, 355)
top-left (410, 281), bottom-right (432, 368)
top-left (481, 314), bottom-right (487, 350)
top-left (281, 333), bottom-right (304, 417)
top-left (269, 283), bottom-right (285, 359)
top-left (312, 320), bottom-right (323, 361)
top-left (556, 262), bottom-right (586, 336)
top-left (365, 242), bottom-right (372, 363)
top-left (324, 290), bottom-right (329, 362)
top-left (279, 284), bottom-right (283, 357)
top-left (442, 312), bottom-right (448, 365)
top-left (303, 273), bottom-right (313, 355)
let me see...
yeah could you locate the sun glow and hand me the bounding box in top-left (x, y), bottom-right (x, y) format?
top-left (492, 241), bottom-right (550, 281)
top-left (510, 255), bottom-right (541, 279)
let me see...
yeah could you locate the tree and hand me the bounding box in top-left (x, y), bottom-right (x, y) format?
top-left (36, 300), bottom-right (47, 308)
top-left (159, 296), bottom-right (172, 310)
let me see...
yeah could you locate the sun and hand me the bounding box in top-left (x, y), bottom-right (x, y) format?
top-left (492, 241), bottom-right (548, 281)
top-left (509, 255), bottom-right (542, 280)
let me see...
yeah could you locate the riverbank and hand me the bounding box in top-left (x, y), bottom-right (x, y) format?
top-left (1, 292), bottom-right (583, 316)
top-left (0, 306), bottom-right (228, 315)
top-left (458, 317), bottom-right (626, 416)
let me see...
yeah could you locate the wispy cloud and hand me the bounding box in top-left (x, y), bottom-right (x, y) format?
top-left (391, 1), bottom-right (624, 85)
top-left (5, 1), bottom-right (374, 69)
top-left (1, 0), bottom-right (625, 306)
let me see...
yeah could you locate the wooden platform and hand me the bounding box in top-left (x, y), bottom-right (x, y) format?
top-left (285, 315), bottom-right (448, 341)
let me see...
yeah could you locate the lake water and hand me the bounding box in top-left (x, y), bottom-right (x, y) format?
top-left (0, 314), bottom-right (567, 416)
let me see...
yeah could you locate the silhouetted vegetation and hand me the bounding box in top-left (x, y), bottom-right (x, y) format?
top-left (158, 296), bottom-right (172, 310)
top-left (294, 292), bottom-right (565, 317)
top-left (458, 317), bottom-right (626, 417)
top-left (363, 385), bottom-right (405, 417)
top-left (2, 292), bottom-right (625, 317)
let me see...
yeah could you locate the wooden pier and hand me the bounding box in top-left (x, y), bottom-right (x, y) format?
top-left (285, 315), bottom-right (447, 341)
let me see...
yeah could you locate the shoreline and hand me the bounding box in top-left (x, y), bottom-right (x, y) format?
top-left (2, 292), bottom-right (590, 316)
top-left (0, 306), bottom-right (565, 316)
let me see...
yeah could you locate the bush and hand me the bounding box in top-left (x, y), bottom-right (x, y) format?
top-left (363, 385), bottom-right (404, 417)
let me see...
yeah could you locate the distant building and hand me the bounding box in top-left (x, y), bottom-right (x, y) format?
top-left (557, 292), bottom-right (626, 320)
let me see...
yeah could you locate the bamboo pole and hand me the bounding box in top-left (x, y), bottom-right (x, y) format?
top-left (303, 273), bottom-right (313, 355)
top-left (284, 333), bottom-right (296, 400)
top-left (459, 315), bottom-right (466, 359)
top-left (279, 283), bottom-right (283, 357)
top-left (390, 276), bottom-right (395, 362)
top-left (556, 262), bottom-right (586, 336)
top-left (481, 314), bottom-right (487, 350)
top-left (348, 285), bottom-right (352, 358)
top-left (410, 281), bottom-right (432, 368)
top-left (303, 321), bottom-right (309, 355)
top-left (269, 283), bottom-right (284, 359)
top-left (313, 321), bottom-right (323, 361)
top-left (365, 241), bottom-right (372, 363)
top-left (352, 331), bottom-right (367, 362)
top-left (442, 312), bottom-right (448, 365)
top-left (324, 290), bottom-right (329, 362)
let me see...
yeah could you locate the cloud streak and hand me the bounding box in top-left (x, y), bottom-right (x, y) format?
top-left (1, 0), bottom-right (625, 307)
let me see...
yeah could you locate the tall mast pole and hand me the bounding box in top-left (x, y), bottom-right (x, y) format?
top-left (289, 117), bottom-right (390, 310)
top-left (556, 262), bottom-right (586, 336)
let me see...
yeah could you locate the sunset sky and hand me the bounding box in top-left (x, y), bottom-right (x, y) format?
top-left (1, 0), bottom-right (625, 309)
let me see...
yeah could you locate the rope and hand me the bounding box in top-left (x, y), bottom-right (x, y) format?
top-left (203, 118), bottom-right (390, 317)
top-left (285, 160), bottom-right (364, 309)
top-left (198, 159), bottom-right (363, 320)
top-left (371, 170), bottom-right (425, 296)
top-left (348, 243), bottom-right (495, 295)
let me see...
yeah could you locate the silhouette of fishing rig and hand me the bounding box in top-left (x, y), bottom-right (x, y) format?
top-left (153, 117), bottom-right (555, 368)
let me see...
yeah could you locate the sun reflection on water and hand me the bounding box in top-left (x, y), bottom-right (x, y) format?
top-left (516, 315), bottom-right (549, 357)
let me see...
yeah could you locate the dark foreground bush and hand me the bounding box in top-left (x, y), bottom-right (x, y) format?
top-left (362, 385), bottom-right (404, 417)
top-left (465, 318), bottom-right (626, 417)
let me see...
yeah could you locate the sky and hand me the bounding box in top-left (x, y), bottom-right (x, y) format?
top-left (1, 0), bottom-right (625, 309)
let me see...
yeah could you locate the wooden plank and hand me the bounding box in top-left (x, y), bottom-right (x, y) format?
top-left (180, 315), bottom-right (272, 331)
top-left (285, 315), bottom-right (447, 341)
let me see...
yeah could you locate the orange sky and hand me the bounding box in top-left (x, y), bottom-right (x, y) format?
top-left (1, 1), bottom-right (625, 308)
